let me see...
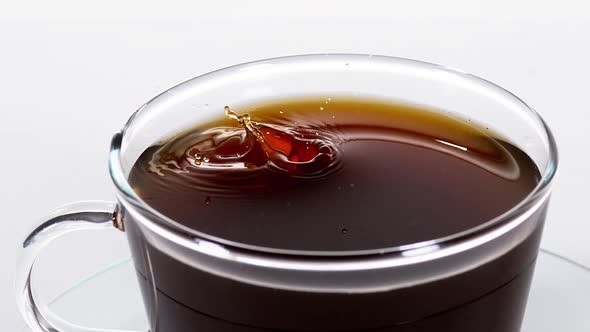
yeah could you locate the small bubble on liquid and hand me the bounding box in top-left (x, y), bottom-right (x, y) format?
top-left (194, 153), bottom-right (203, 166)
top-left (320, 106), bottom-right (324, 111)
top-left (203, 156), bottom-right (210, 163)
top-left (341, 228), bottom-right (349, 234)
top-left (279, 110), bottom-right (284, 114)
top-left (332, 115), bottom-right (336, 119)
top-left (349, 183), bottom-right (355, 189)
top-left (204, 197), bottom-right (211, 206)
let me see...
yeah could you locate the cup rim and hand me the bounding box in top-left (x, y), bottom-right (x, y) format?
top-left (108, 53), bottom-right (558, 259)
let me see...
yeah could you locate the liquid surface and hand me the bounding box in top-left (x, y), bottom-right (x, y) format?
top-left (128, 97), bottom-right (540, 252)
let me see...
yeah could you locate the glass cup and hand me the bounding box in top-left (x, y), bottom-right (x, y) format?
top-left (16, 54), bottom-right (558, 332)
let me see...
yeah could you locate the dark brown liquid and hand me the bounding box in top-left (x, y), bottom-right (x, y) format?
top-left (125, 97), bottom-right (544, 331)
top-left (129, 97), bottom-right (539, 252)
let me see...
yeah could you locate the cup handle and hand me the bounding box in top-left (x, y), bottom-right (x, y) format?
top-left (15, 201), bottom-right (140, 332)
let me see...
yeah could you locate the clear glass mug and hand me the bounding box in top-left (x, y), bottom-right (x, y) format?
top-left (16, 54), bottom-right (558, 332)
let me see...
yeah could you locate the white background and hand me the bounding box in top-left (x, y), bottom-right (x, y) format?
top-left (1, 1), bottom-right (589, 330)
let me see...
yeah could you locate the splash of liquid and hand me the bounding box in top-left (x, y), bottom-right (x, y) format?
top-left (222, 106), bottom-right (340, 176)
top-left (148, 106), bottom-right (341, 179)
